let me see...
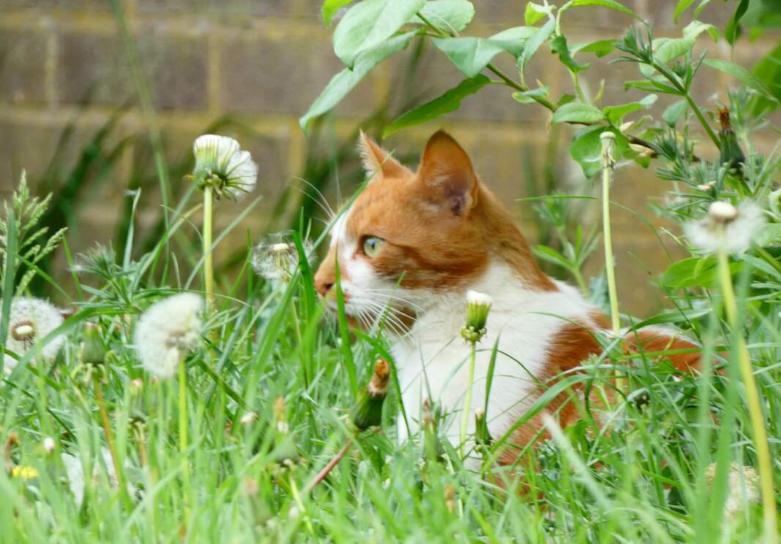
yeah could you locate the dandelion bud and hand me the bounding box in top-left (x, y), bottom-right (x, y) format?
top-left (43, 437), bottom-right (56, 454)
top-left (474, 409), bottom-right (492, 450)
top-left (444, 484), bottom-right (456, 513)
top-left (192, 135), bottom-right (257, 201)
top-left (708, 201), bottom-right (739, 224)
top-left (271, 396), bottom-right (300, 467)
top-left (422, 398), bottom-right (444, 462)
top-left (696, 183), bottom-right (715, 192)
top-left (600, 131), bottom-right (617, 169)
top-left (79, 323), bottom-right (106, 367)
top-left (717, 107), bottom-right (745, 170)
top-left (352, 359), bottom-right (390, 431)
top-left (240, 411), bottom-right (259, 426)
top-left (461, 291), bottom-right (492, 344)
top-left (129, 378), bottom-right (144, 394)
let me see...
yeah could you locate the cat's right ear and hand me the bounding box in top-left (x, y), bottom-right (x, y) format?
top-left (358, 131), bottom-right (409, 180)
top-left (417, 130), bottom-right (478, 217)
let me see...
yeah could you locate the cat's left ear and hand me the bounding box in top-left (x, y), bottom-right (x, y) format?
top-left (417, 130), bottom-right (478, 217)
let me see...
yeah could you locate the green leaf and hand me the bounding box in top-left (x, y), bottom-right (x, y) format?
top-left (552, 102), bottom-right (605, 124)
top-left (749, 41), bottom-right (781, 116)
top-left (662, 99), bottom-right (687, 126)
top-left (572, 38), bottom-right (616, 58)
top-left (525, 2), bottom-right (551, 25)
top-left (550, 35), bottom-right (589, 73)
top-left (673, 0), bottom-right (697, 23)
top-left (301, 31), bottom-right (417, 132)
top-left (517, 18), bottom-right (556, 78)
top-left (661, 256), bottom-right (742, 289)
top-left (512, 85), bottom-right (550, 104)
top-left (383, 75), bottom-right (490, 137)
top-left (322, 0), bottom-right (354, 26)
top-left (756, 224), bottom-right (781, 247)
top-left (411, 0), bottom-right (475, 33)
top-left (333, 0), bottom-right (425, 67)
top-left (704, 58), bottom-right (777, 101)
top-left (432, 27), bottom-right (536, 77)
top-left (683, 20), bottom-right (719, 42)
top-left (560, 0), bottom-right (642, 20)
top-left (569, 126), bottom-right (628, 178)
top-left (726, 0), bottom-right (749, 45)
top-left (603, 94), bottom-right (657, 125)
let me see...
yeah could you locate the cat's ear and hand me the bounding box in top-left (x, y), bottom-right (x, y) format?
top-left (358, 131), bottom-right (408, 179)
top-left (417, 130), bottom-right (477, 216)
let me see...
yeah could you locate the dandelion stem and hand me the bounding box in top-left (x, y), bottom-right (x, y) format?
top-left (94, 380), bottom-right (130, 509)
top-left (716, 245), bottom-right (777, 544)
top-left (289, 477), bottom-right (315, 535)
top-left (304, 438), bottom-right (353, 494)
top-left (178, 362), bottom-right (191, 524)
top-left (460, 342), bottom-right (477, 459)
top-left (601, 139), bottom-right (620, 336)
top-left (203, 185), bottom-right (214, 307)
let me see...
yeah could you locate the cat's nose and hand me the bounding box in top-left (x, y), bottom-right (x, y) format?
top-left (314, 276), bottom-right (334, 297)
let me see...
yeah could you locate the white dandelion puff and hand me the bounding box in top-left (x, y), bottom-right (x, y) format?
top-left (192, 134), bottom-right (258, 200)
top-left (0, 297), bottom-right (65, 372)
top-left (705, 462), bottom-right (760, 520)
top-left (252, 232), bottom-right (314, 283)
top-left (684, 200), bottom-right (765, 255)
top-left (134, 293), bottom-right (204, 379)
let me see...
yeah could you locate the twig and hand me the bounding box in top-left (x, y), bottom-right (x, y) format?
top-left (303, 439), bottom-right (353, 494)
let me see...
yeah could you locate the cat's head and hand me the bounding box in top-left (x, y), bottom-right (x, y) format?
top-left (313, 130), bottom-right (550, 332)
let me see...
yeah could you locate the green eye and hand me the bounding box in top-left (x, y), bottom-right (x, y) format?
top-left (362, 236), bottom-right (384, 258)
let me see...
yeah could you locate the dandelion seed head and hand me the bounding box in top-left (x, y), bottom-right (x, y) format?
top-left (1, 297), bottom-right (65, 372)
top-left (192, 134), bottom-right (258, 200)
top-left (704, 462), bottom-right (760, 519)
top-left (684, 200), bottom-right (765, 255)
top-left (252, 232), bottom-right (314, 283)
top-left (43, 437), bottom-right (56, 453)
top-left (134, 293), bottom-right (204, 379)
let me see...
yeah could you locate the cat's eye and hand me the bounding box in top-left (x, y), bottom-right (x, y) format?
top-left (362, 236), bottom-right (384, 258)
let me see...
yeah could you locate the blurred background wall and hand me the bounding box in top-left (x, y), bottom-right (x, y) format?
top-left (0, 0), bottom-right (777, 313)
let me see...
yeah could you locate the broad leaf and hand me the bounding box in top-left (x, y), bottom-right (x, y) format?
top-left (749, 41), bottom-right (781, 115)
top-left (603, 94), bottom-right (657, 125)
top-left (552, 102), bottom-right (605, 124)
top-left (525, 2), bottom-right (552, 25)
top-left (322, 0), bottom-right (354, 26)
top-left (704, 59), bottom-right (778, 102)
top-left (756, 224), bottom-right (781, 247)
top-left (333, 0), bottom-right (425, 67)
top-left (512, 86), bottom-right (550, 104)
top-left (432, 27), bottom-right (536, 78)
top-left (301, 32), bottom-right (417, 132)
top-left (559, 0), bottom-right (642, 20)
top-left (661, 256), bottom-right (742, 289)
top-left (550, 35), bottom-right (589, 73)
top-left (383, 75), bottom-right (490, 137)
top-left (725, 0), bottom-right (749, 45)
top-left (673, 0), bottom-right (697, 23)
top-left (569, 126), bottom-right (628, 178)
top-left (573, 39), bottom-right (616, 58)
top-left (662, 99), bottom-right (687, 126)
top-left (517, 18), bottom-right (556, 78)
top-left (412, 0), bottom-right (475, 33)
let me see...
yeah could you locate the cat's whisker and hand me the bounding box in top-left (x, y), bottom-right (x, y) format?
top-left (291, 176), bottom-right (335, 220)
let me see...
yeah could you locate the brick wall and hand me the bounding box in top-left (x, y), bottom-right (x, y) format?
top-left (0, 0), bottom-right (777, 313)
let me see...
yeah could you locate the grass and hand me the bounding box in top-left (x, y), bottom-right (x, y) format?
top-left (0, 167), bottom-right (778, 542)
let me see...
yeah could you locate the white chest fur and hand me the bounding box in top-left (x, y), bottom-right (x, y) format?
top-left (391, 262), bottom-right (595, 451)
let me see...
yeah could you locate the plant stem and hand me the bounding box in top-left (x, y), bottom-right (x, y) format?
top-left (304, 439), bottom-right (353, 494)
top-left (716, 246), bottom-right (777, 544)
top-left (203, 185), bottom-right (214, 307)
top-left (601, 138), bottom-right (621, 336)
top-left (94, 380), bottom-right (130, 509)
top-left (460, 342), bottom-right (477, 459)
top-left (179, 362), bottom-right (191, 525)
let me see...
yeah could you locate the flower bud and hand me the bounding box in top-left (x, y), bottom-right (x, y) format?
top-left (717, 107), bottom-right (745, 170)
top-left (474, 409), bottom-right (492, 450)
top-left (271, 396), bottom-right (300, 467)
top-left (80, 323), bottom-right (106, 366)
top-left (352, 359), bottom-right (390, 431)
top-left (461, 291), bottom-right (492, 344)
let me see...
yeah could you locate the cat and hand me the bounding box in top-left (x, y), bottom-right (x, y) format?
top-left (313, 130), bottom-right (700, 466)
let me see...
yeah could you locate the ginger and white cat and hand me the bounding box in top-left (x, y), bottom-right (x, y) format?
top-left (314, 130), bottom-right (699, 463)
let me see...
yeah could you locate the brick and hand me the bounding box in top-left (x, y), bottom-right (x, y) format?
top-left (56, 29), bottom-right (208, 111)
top-left (137, 0), bottom-right (294, 17)
top-left (0, 0), bottom-right (109, 10)
top-left (0, 27), bottom-right (48, 104)
top-left (218, 33), bottom-right (374, 117)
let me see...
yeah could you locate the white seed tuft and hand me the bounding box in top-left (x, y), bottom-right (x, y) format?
top-left (1, 297), bottom-right (65, 372)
